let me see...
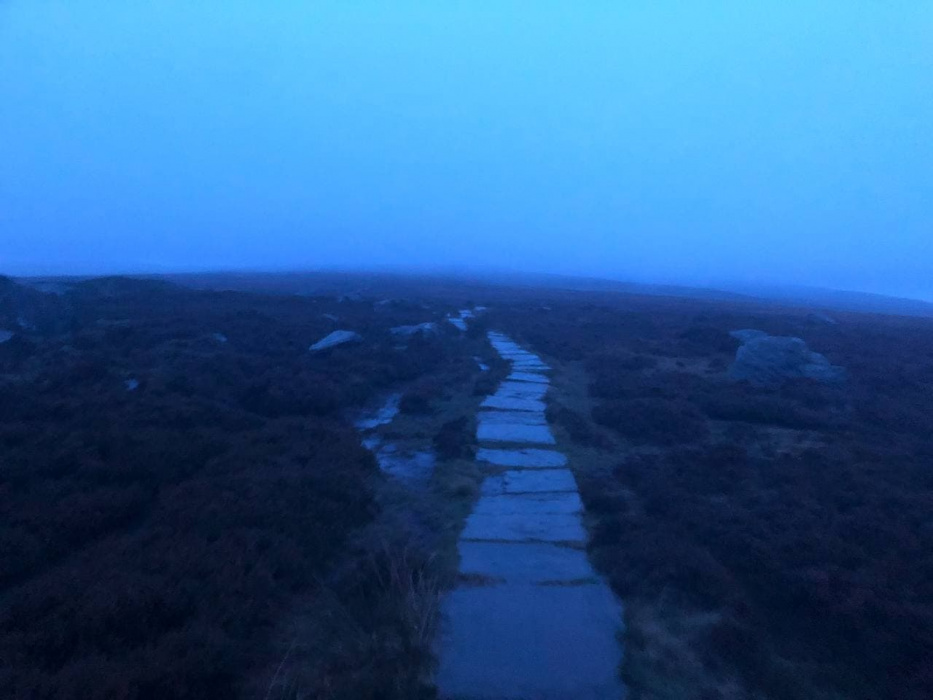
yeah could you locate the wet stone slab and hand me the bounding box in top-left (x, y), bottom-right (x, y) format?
top-left (511, 361), bottom-right (551, 372)
top-left (481, 396), bottom-right (546, 412)
top-left (458, 541), bottom-right (595, 584)
top-left (507, 360), bottom-right (547, 370)
top-left (472, 492), bottom-right (582, 516)
top-left (491, 381), bottom-right (549, 401)
top-left (499, 351), bottom-right (537, 361)
top-left (482, 469), bottom-right (578, 495)
top-left (437, 583), bottom-right (625, 700)
top-left (476, 422), bottom-right (555, 444)
top-left (478, 410), bottom-right (546, 425)
top-left (476, 447), bottom-right (569, 468)
top-left (508, 371), bottom-right (550, 383)
top-left (440, 329), bottom-right (626, 698)
top-left (462, 510), bottom-right (586, 543)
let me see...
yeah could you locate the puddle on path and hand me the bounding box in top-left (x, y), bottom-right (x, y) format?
top-left (354, 392), bottom-right (401, 430)
top-left (437, 332), bottom-right (626, 699)
top-left (448, 307), bottom-right (484, 332)
top-left (367, 440), bottom-right (435, 483)
top-left (355, 393), bottom-right (435, 483)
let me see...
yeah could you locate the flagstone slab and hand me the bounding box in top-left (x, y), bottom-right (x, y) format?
top-left (492, 381), bottom-right (549, 400)
top-left (478, 410), bottom-right (547, 425)
top-left (477, 422), bottom-right (555, 444)
top-left (476, 447), bottom-right (568, 468)
top-left (482, 469), bottom-right (578, 495)
top-left (481, 396), bottom-right (546, 412)
top-left (472, 492), bottom-right (583, 516)
top-left (458, 541), bottom-right (595, 583)
top-left (462, 511), bottom-right (586, 543)
top-left (439, 330), bottom-right (626, 700)
top-left (437, 584), bottom-right (625, 700)
top-left (508, 371), bottom-right (550, 383)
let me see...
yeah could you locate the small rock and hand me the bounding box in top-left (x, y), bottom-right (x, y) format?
top-left (0, 330), bottom-right (13, 344)
top-left (807, 312), bottom-right (838, 326)
top-left (310, 330), bottom-right (362, 352)
top-left (212, 333), bottom-right (228, 344)
top-left (125, 378), bottom-right (140, 392)
top-left (391, 322), bottom-right (437, 337)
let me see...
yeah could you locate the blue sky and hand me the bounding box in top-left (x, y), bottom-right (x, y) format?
top-left (2, 2), bottom-right (931, 299)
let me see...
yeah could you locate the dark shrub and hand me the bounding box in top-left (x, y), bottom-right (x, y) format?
top-left (592, 398), bottom-right (709, 445)
top-left (399, 381), bottom-right (440, 414)
top-left (434, 416), bottom-right (473, 459)
top-left (546, 401), bottom-right (612, 448)
top-left (678, 325), bottom-right (739, 354)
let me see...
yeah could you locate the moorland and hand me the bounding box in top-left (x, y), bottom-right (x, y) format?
top-left (1, 272), bottom-right (932, 700)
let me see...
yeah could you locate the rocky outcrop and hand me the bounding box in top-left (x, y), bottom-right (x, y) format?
top-left (730, 330), bottom-right (846, 386)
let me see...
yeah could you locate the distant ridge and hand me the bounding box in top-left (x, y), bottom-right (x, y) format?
top-left (470, 270), bottom-right (933, 317)
top-left (722, 282), bottom-right (933, 318)
top-left (13, 268), bottom-right (933, 319)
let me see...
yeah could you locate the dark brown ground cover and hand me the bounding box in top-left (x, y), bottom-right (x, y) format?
top-left (5, 273), bottom-right (933, 699)
top-left (0, 276), bottom-right (471, 699)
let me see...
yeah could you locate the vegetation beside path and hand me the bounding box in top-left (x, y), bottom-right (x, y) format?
top-left (0, 276), bottom-right (495, 699)
top-left (494, 296), bottom-right (933, 700)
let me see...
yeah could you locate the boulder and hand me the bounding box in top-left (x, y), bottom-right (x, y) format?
top-left (730, 331), bottom-right (845, 386)
top-left (309, 330), bottom-right (362, 352)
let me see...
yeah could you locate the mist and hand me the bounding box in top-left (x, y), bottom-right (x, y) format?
top-left (2, 2), bottom-right (931, 299)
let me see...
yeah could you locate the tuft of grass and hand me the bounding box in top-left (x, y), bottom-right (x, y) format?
top-left (260, 529), bottom-right (443, 700)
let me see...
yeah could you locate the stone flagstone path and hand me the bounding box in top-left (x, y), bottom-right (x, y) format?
top-left (436, 332), bottom-right (626, 699)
